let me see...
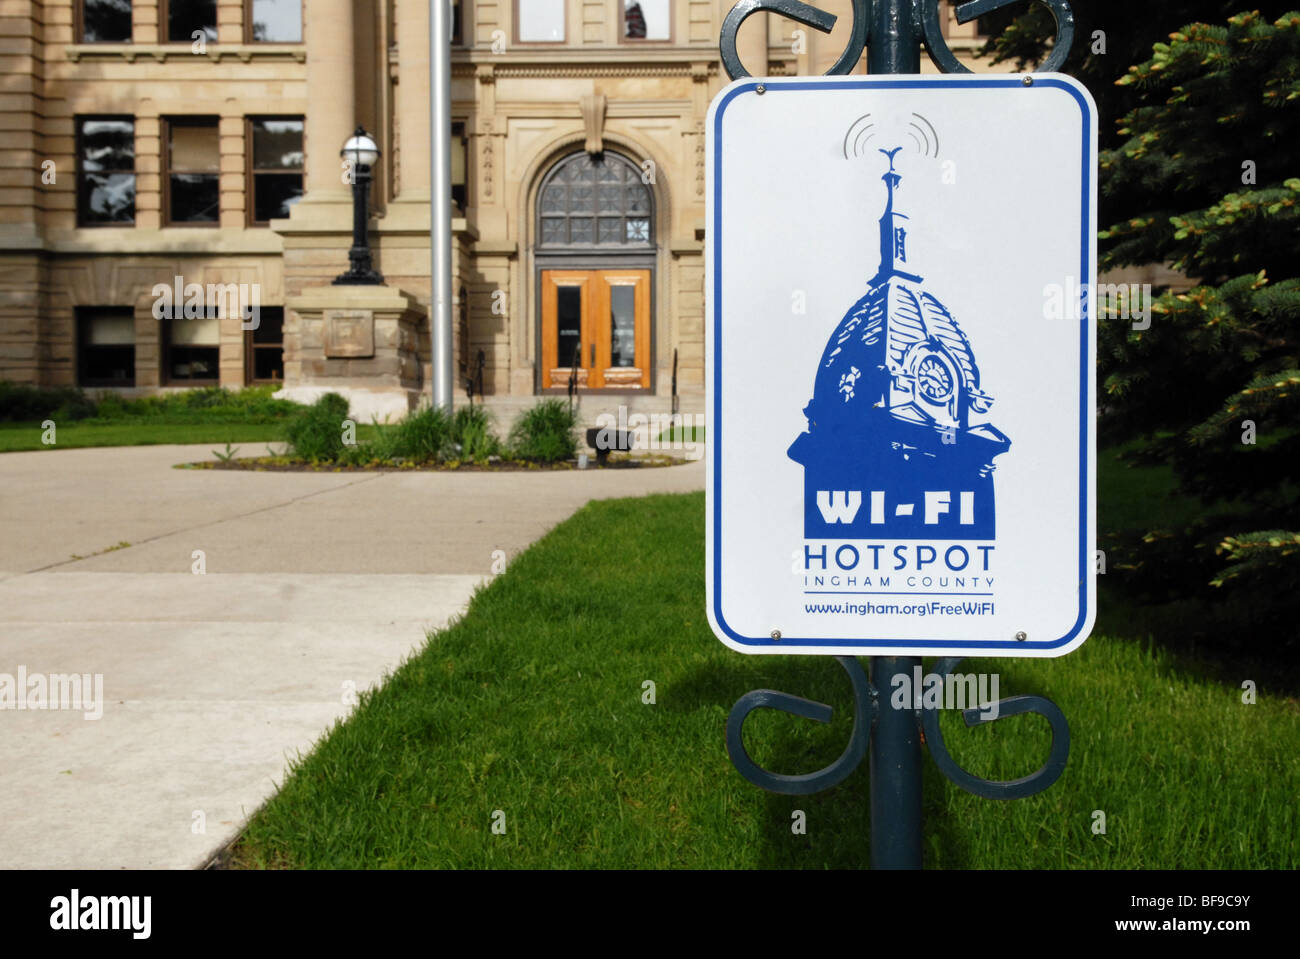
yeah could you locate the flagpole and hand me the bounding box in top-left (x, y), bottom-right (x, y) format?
top-left (430, 0), bottom-right (454, 410)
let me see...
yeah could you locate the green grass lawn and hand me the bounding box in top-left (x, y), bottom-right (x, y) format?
top-left (0, 421), bottom-right (292, 452)
top-left (0, 421), bottom-right (390, 454)
top-left (0, 385), bottom-right (308, 452)
top-left (231, 488), bottom-right (1299, 869)
top-left (656, 423), bottom-right (705, 446)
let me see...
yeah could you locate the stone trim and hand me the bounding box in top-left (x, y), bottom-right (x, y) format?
top-left (64, 45), bottom-right (307, 64)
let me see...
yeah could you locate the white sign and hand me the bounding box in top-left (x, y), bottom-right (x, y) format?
top-left (705, 74), bottom-right (1098, 657)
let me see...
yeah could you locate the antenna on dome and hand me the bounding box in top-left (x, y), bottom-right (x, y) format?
top-left (871, 146), bottom-right (922, 287)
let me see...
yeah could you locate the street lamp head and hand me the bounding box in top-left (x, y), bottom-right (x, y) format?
top-left (340, 126), bottom-right (380, 169)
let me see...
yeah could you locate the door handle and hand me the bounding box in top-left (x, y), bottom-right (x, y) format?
top-left (590, 342), bottom-right (596, 368)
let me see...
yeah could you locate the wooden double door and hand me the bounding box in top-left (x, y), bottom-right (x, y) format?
top-left (541, 269), bottom-right (651, 390)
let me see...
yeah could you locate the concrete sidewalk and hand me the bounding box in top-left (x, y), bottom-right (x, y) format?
top-left (0, 445), bottom-right (704, 868)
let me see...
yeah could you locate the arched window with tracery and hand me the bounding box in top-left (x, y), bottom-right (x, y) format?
top-left (538, 152), bottom-right (653, 250)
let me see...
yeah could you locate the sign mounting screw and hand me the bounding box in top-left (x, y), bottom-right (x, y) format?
top-left (770, 629), bottom-right (782, 641)
top-left (1022, 76), bottom-right (1034, 86)
top-left (756, 83), bottom-right (766, 95)
top-left (1015, 631), bottom-right (1028, 641)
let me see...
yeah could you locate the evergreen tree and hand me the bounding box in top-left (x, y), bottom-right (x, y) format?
top-left (989, 7), bottom-right (1300, 637)
top-left (979, 2), bottom-right (1296, 226)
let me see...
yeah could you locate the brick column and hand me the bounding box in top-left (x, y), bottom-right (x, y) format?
top-left (135, 109), bottom-right (162, 230)
top-left (135, 0), bottom-right (159, 43)
top-left (395, 0), bottom-right (431, 200)
top-left (218, 0), bottom-right (244, 44)
top-left (0, 0), bottom-right (43, 383)
top-left (304, 0), bottom-right (357, 201)
top-left (134, 294), bottom-right (161, 389)
top-left (219, 111), bottom-right (246, 228)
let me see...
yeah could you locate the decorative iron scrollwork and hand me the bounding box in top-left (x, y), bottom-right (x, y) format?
top-left (720, 0), bottom-right (1076, 80)
top-left (921, 657), bottom-right (1070, 800)
top-left (919, 0), bottom-right (1076, 75)
top-left (726, 656), bottom-right (1070, 799)
top-left (720, 0), bottom-right (867, 80)
top-left (725, 656), bottom-right (874, 795)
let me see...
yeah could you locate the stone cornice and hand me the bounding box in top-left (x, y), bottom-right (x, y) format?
top-left (490, 100), bottom-right (693, 117)
top-left (454, 52), bottom-right (719, 79)
top-left (64, 44), bottom-right (307, 64)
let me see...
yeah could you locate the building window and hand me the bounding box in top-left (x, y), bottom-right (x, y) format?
top-left (79, 0), bottom-right (133, 42)
top-left (246, 307), bottom-right (284, 383)
top-left (164, 0), bottom-right (217, 43)
top-left (77, 117), bottom-right (135, 226)
top-left (78, 308), bottom-right (136, 387)
top-left (517, 0), bottom-right (563, 43)
top-left (164, 314), bottom-right (220, 382)
top-left (452, 0), bottom-right (464, 45)
top-left (246, 0), bottom-right (301, 42)
top-left (164, 117), bottom-right (220, 225)
top-left (622, 0), bottom-right (669, 41)
top-left (248, 117), bottom-right (305, 225)
top-left (451, 122), bottom-right (468, 212)
top-left (538, 151), bottom-right (653, 250)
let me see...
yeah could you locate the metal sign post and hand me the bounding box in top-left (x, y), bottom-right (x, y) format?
top-left (430, 0), bottom-right (454, 411)
top-left (712, 0), bottom-right (1084, 869)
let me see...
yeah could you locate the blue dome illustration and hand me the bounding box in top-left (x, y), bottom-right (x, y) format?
top-left (788, 147), bottom-right (1010, 540)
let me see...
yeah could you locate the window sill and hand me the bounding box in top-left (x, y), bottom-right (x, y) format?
top-left (65, 44), bottom-right (306, 64)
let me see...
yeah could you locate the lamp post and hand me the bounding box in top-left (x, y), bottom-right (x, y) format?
top-left (333, 126), bottom-right (384, 286)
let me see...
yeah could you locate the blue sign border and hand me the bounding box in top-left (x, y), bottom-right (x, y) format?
top-left (709, 75), bottom-right (1094, 652)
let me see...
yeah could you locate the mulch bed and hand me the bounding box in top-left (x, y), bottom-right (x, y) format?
top-left (180, 454), bottom-right (685, 473)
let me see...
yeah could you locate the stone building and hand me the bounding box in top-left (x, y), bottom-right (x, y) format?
top-left (0, 0), bottom-right (996, 426)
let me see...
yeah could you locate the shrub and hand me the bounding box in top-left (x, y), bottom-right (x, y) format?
top-left (452, 405), bottom-right (501, 463)
top-left (508, 398), bottom-right (577, 463)
top-left (52, 392), bottom-right (99, 422)
top-left (89, 385), bottom-right (298, 424)
top-left (390, 405), bottom-right (455, 463)
top-left (92, 391), bottom-right (128, 420)
top-left (284, 392), bottom-right (351, 461)
top-left (351, 418), bottom-right (399, 464)
top-left (0, 381), bottom-right (304, 428)
top-left (0, 382), bottom-right (96, 422)
top-left (353, 404), bottom-right (501, 465)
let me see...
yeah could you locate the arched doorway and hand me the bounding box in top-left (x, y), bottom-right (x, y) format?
top-left (535, 150), bottom-right (654, 391)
